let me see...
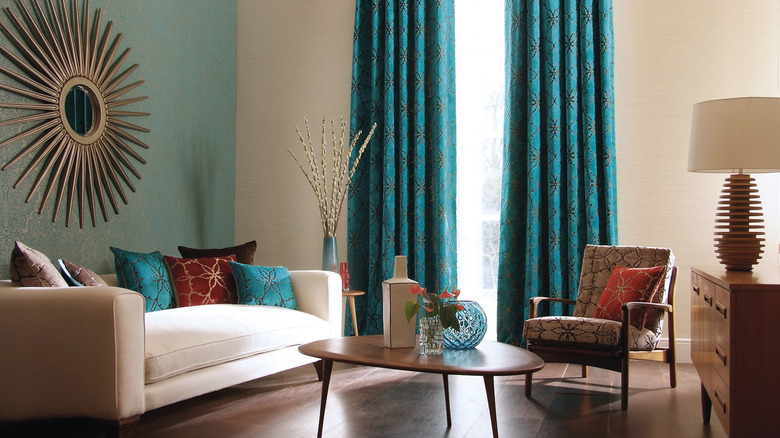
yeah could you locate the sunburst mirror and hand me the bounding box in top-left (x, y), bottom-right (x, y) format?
top-left (0, 0), bottom-right (149, 227)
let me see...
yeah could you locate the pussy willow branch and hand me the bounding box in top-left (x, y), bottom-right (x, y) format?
top-left (287, 117), bottom-right (376, 237)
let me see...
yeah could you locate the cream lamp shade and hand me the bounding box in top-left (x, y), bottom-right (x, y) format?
top-left (688, 97), bottom-right (780, 271)
top-left (689, 97), bottom-right (780, 173)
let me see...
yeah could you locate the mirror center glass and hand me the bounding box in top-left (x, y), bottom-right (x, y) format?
top-left (64, 85), bottom-right (94, 136)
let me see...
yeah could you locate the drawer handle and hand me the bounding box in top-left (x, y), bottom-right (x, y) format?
top-left (715, 345), bottom-right (728, 367)
top-left (715, 301), bottom-right (728, 319)
top-left (714, 389), bottom-right (727, 414)
top-left (703, 293), bottom-right (713, 306)
top-left (693, 285), bottom-right (700, 295)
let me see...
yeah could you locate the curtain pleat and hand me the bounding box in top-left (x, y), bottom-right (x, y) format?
top-left (348, 0), bottom-right (457, 336)
top-left (497, 0), bottom-right (617, 346)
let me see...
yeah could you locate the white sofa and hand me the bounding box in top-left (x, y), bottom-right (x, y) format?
top-left (0, 270), bottom-right (342, 434)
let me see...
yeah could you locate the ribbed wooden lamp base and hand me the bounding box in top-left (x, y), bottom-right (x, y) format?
top-left (714, 174), bottom-right (765, 271)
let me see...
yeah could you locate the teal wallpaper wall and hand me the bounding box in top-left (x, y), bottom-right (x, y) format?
top-left (0, 0), bottom-right (236, 275)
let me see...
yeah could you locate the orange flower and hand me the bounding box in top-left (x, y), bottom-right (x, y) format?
top-left (453, 289), bottom-right (461, 298)
top-left (410, 284), bottom-right (426, 295)
top-left (456, 303), bottom-right (465, 311)
top-left (439, 287), bottom-right (455, 299)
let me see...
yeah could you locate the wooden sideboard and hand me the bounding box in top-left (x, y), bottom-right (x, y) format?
top-left (691, 266), bottom-right (780, 437)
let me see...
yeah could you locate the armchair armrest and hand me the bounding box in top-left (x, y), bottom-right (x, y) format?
top-left (620, 301), bottom-right (674, 330)
top-left (0, 283), bottom-right (145, 421)
top-left (528, 296), bottom-right (576, 319)
top-left (623, 301), bottom-right (673, 313)
top-left (620, 301), bottom-right (675, 353)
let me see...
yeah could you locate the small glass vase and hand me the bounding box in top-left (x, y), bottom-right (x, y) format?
top-left (418, 315), bottom-right (444, 355)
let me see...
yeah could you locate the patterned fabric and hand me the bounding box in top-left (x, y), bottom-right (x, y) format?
top-left (523, 316), bottom-right (661, 351)
top-left (164, 255), bottom-right (237, 306)
top-left (178, 240), bottom-right (257, 265)
top-left (593, 266), bottom-right (665, 328)
top-left (347, 0), bottom-right (457, 336)
top-left (573, 245), bottom-right (674, 333)
top-left (110, 247), bottom-right (175, 312)
top-left (523, 245), bottom-right (675, 352)
top-left (9, 241), bottom-right (68, 287)
top-left (497, 0), bottom-right (618, 346)
top-left (57, 259), bottom-right (106, 287)
top-left (229, 261), bottom-right (297, 310)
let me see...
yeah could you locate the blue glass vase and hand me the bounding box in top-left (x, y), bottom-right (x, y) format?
top-left (322, 236), bottom-right (338, 273)
top-left (443, 300), bottom-right (487, 350)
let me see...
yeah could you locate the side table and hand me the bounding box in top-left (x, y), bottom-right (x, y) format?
top-left (342, 290), bottom-right (365, 336)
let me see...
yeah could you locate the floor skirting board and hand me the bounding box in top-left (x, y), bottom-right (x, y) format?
top-left (658, 337), bottom-right (691, 364)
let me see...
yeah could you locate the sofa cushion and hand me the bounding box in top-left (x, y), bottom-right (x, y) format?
top-left (143, 304), bottom-right (327, 383)
top-left (9, 241), bottom-right (68, 287)
top-left (58, 259), bottom-right (106, 287)
top-left (178, 240), bottom-right (257, 265)
top-left (163, 255), bottom-right (237, 306)
top-left (230, 262), bottom-right (297, 310)
top-left (111, 247), bottom-right (175, 312)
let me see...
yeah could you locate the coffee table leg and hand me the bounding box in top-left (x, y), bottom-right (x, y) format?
top-left (442, 374), bottom-right (452, 428)
top-left (483, 375), bottom-right (498, 438)
top-left (317, 360), bottom-right (334, 438)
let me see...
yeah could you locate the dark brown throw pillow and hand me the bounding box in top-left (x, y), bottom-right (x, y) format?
top-left (58, 259), bottom-right (106, 287)
top-left (9, 241), bottom-right (68, 287)
top-left (178, 240), bottom-right (257, 265)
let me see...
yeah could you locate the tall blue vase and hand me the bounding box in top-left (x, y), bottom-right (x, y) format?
top-left (322, 236), bottom-right (338, 273)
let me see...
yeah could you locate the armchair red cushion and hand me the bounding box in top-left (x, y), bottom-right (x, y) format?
top-left (593, 266), bottom-right (665, 328)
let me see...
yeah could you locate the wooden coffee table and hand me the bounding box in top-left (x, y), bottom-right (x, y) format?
top-left (299, 335), bottom-right (544, 438)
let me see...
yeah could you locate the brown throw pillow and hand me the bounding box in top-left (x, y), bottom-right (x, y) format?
top-left (58, 259), bottom-right (106, 287)
top-left (9, 241), bottom-right (68, 287)
top-left (178, 240), bottom-right (257, 265)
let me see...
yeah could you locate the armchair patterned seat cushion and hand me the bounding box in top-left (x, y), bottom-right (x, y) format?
top-left (523, 245), bottom-right (675, 351)
top-left (524, 316), bottom-right (661, 351)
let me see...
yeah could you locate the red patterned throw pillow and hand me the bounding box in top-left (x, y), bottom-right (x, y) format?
top-left (593, 266), bottom-right (666, 328)
top-left (163, 255), bottom-right (238, 307)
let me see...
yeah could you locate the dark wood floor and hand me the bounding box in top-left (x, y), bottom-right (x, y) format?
top-left (1, 360), bottom-right (728, 438)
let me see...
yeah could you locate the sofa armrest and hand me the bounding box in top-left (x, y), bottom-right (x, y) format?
top-left (289, 270), bottom-right (342, 338)
top-left (0, 282), bottom-right (146, 421)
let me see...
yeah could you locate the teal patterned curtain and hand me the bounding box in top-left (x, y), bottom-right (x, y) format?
top-left (497, 0), bottom-right (618, 345)
top-left (347, 0), bottom-right (457, 336)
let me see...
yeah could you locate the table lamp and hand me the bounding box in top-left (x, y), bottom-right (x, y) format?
top-left (688, 97), bottom-right (780, 271)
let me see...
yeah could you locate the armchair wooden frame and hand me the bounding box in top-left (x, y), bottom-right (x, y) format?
top-left (525, 266), bottom-right (678, 410)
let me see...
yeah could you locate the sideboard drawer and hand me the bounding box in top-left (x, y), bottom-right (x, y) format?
top-left (712, 285), bottom-right (730, 385)
top-left (711, 371), bottom-right (729, 433)
top-left (690, 273), bottom-right (712, 382)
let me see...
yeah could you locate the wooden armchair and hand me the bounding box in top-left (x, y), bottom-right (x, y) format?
top-left (523, 245), bottom-right (678, 410)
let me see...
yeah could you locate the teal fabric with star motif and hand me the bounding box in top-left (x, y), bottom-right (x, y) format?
top-left (347, 0), bottom-right (457, 337)
top-left (498, 0), bottom-right (618, 346)
top-left (229, 262), bottom-right (297, 310)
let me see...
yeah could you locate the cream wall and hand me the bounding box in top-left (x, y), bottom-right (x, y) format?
top-left (614, 0), bottom-right (780, 349)
top-left (236, 0), bottom-right (355, 270)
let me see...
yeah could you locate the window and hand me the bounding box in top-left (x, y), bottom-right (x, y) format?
top-left (455, 0), bottom-right (505, 341)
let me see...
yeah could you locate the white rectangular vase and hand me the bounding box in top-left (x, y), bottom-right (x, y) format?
top-left (382, 255), bottom-right (418, 348)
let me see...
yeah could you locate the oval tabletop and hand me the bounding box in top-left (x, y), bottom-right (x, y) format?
top-left (299, 335), bottom-right (544, 376)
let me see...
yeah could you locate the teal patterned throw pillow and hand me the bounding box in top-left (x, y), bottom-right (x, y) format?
top-left (110, 247), bottom-right (175, 312)
top-left (229, 261), bottom-right (297, 310)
